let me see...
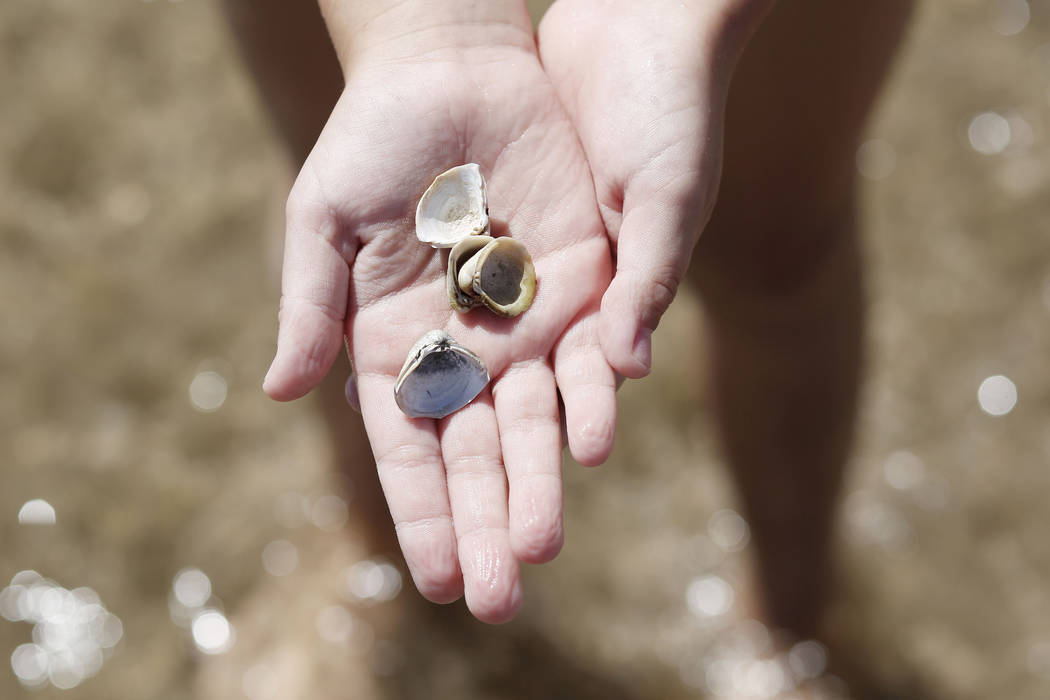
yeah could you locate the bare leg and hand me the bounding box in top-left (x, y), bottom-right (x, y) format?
top-left (221, 0), bottom-right (342, 166)
top-left (222, 0), bottom-right (399, 555)
top-left (691, 0), bottom-right (914, 639)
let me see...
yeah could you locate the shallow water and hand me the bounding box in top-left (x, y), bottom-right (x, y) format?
top-left (2, 1), bottom-right (1049, 698)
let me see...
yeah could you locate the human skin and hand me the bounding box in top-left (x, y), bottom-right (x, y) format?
top-left (538, 0), bottom-right (773, 378)
top-left (262, 0), bottom-right (620, 623)
top-left (263, 0), bottom-right (777, 624)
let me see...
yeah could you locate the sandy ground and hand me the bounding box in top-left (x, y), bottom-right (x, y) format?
top-left (2, 1), bottom-right (1050, 699)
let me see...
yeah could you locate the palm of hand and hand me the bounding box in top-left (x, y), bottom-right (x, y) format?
top-left (267, 54), bottom-right (616, 622)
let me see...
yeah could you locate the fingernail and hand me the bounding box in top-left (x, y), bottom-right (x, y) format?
top-left (632, 327), bottom-right (652, 374)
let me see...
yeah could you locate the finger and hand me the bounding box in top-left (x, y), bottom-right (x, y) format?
top-left (554, 310), bottom-right (617, 466)
top-left (344, 373), bottom-right (361, 413)
top-left (600, 186), bottom-right (699, 379)
top-left (492, 361), bottom-right (564, 564)
top-left (263, 172), bottom-right (355, 401)
top-left (356, 372), bottom-right (463, 604)
top-left (439, 391), bottom-right (522, 624)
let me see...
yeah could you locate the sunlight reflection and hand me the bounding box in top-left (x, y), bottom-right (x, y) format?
top-left (1004, 113), bottom-right (1034, 151)
top-left (342, 559), bottom-right (402, 604)
top-left (262, 539), bottom-right (299, 577)
top-left (883, 450), bottom-right (925, 491)
top-left (991, 0), bottom-right (1030, 36)
top-left (721, 619), bottom-right (773, 660)
top-left (189, 369), bottom-right (228, 413)
top-left (3, 572), bottom-right (123, 690)
top-left (968, 112), bottom-right (1012, 154)
top-left (314, 605), bottom-right (377, 655)
top-left (168, 568), bottom-right (216, 628)
top-left (978, 374), bottom-right (1018, 416)
top-left (309, 494), bottom-right (349, 532)
top-left (191, 609), bottom-right (234, 655)
top-left (686, 575), bottom-right (734, 618)
top-left (846, 490), bottom-right (913, 551)
top-left (787, 640), bottom-right (828, 680)
top-left (708, 509), bottom-right (750, 553)
top-left (17, 499), bottom-right (56, 526)
top-left (172, 568), bottom-right (212, 609)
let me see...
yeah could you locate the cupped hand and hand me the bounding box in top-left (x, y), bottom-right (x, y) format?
top-left (262, 31), bottom-right (616, 622)
top-left (538, 0), bottom-right (769, 377)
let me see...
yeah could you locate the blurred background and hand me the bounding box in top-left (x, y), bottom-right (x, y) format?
top-left (2, 0), bottom-right (1049, 698)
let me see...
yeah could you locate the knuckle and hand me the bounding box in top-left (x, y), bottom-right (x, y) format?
top-left (511, 475), bottom-right (564, 561)
top-left (395, 517), bottom-right (461, 601)
top-left (644, 265), bottom-right (681, 318)
top-left (516, 516), bottom-right (564, 562)
top-left (375, 444), bottom-right (441, 477)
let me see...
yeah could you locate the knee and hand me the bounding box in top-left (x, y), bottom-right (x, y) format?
top-left (690, 195), bottom-right (864, 326)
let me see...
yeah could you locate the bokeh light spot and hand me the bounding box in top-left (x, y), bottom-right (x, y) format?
top-left (262, 540), bottom-right (299, 577)
top-left (968, 112), bottom-right (1012, 154)
top-left (11, 644), bottom-right (48, 687)
top-left (342, 559), bottom-right (402, 604)
top-left (686, 575), bottom-right (734, 618)
top-left (17, 499), bottom-right (56, 526)
top-left (191, 610), bottom-right (233, 654)
top-left (991, 0), bottom-right (1030, 36)
top-left (707, 509), bottom-right (750, 553)
top-left (172, 568), bottom-right (212, 609)
top-left (788, 640), bottom-right (828, 680)
top-left (883, 450), bottom-right (925, 491)
top-left (310, 494), bottom-right (349, 532)
top-left (189, 370), bottom-right (228, 412)
top-left (3, 574), bottom-right (123, 689)
top-left (977, 374), bottom-right (1017, 416)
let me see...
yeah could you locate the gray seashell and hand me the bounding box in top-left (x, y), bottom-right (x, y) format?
top-left (447, 236), bottom-right (536, 318)
top-left (415, 164), bottom-right (489, 248)
top-left (394, 330), bottom-right (489, 419)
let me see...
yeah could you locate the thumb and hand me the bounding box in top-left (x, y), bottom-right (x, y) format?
top-left (599, 184), bottom-right (706, 379)
top-left (263, 175), bottom-right (355, 401)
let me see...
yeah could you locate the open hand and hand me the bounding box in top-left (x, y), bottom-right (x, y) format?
top-left (262, 26), bottom-right (616, 622)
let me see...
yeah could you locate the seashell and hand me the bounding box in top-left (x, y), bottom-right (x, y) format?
top-left (451, 237), bottom-right (536, 318)
top-left (394, 330), bottom-right (489, 419)
top-left (415, 164), bottom-right (489, 248)
top-left (446, 235), bottom-right (493, 312)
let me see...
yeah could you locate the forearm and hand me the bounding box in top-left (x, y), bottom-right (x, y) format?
top-left (316, 0), bottom-right (536, 69)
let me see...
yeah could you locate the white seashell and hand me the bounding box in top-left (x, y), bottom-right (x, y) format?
top-left (415, 164), bottom-right (489, 248)
top-left (394, 330), bottom-right (489, 419)
top-left (446, 235), bottom-right (493, 312)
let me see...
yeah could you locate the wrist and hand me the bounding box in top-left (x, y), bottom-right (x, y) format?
top-left (317, 0), bottom-right (535, 70)
top-left (551, 0), bottom-right (773, 64)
